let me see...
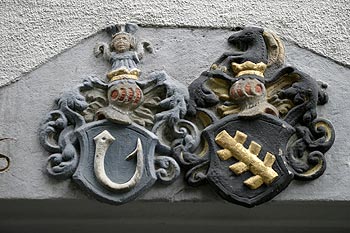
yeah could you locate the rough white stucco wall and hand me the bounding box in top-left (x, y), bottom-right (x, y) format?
top-left (0, 0), bottom-right (349, 87)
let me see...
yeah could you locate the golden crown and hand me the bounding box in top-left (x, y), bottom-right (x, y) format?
top-left (107, 68), bottom-right (140, 82)
top-left (232, 61), bottom-right (267, 78)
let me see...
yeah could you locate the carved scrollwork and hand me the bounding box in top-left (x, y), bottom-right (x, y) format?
top-left (152, 72), bottom-right (189, 126)
top-left (39, 110), bottom-right (68, 153)
top-left (171, 120), bottom-right (202, 164)
top-left (173, 120), bottom-right (200, 146)
top-left (165, 117), bottom-right (211, 186)
top-left (185, 161), bottom-right (209, 186)
top-left (47, 137), bottom-right (78, 179)
top-left (154, 156), bottom-right (180, 184)
top-left (39, 88), bottom-right (88, 179)
top-left (286, 118), bottom-right (335, 180)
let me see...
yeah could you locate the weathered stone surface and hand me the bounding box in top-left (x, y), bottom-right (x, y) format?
top-left (0, 27), bottom-right (348, 202)
top-left (0, 0), bottom-right (349, 86)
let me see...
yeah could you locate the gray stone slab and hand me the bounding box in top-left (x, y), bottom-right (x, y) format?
top-left (0, 27), bottom-right (348, 202)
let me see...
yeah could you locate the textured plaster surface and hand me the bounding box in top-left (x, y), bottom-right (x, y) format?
top-left (0, 27), bottom-right (348, 203)
top-left (0, 0), bottom-right (349, 87)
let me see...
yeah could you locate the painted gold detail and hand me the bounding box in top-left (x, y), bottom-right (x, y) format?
top-left (198, 139), bottom-right (209, 157)
top-left (232, 61), bottom-right (267, 78)
top-left (217, 104), bottom-right (240, 116)
top-left (206, 77), bottom-right (240, 116)
top-left (263, 31), bottom-right (285, 67)
top-left (207, 78), bottom-right (230, 101)
top-left (210, 64), bottom-right (227, 73)
top-left (299, 160), bottom-right (323, 176)
top-left (315, 121), bottom-right (332, 141)
top-left (215, 130), bottom-right (278, 189)
top-left (107, 68), bottom-right (140, 82)
top-left (197, 111), bottom-right (214, 128)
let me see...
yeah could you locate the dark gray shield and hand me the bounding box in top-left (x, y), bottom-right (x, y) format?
top-left (73, 120), bottom-right (157, 205)
top-left (203, 114), bottom-right (294, 207)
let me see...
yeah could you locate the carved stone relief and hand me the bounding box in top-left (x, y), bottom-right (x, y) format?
top-left (39, 24), bottom-right (335, 207)
top-left (39, 23), bottom-right (184, 204)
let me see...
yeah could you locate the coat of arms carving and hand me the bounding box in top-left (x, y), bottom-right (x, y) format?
top-left (39, 23), bottom-right (186, 204)
top-left (179, 26), bottom-right (335, 206)
top-left (39, 24), bottom-right (335, 207)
